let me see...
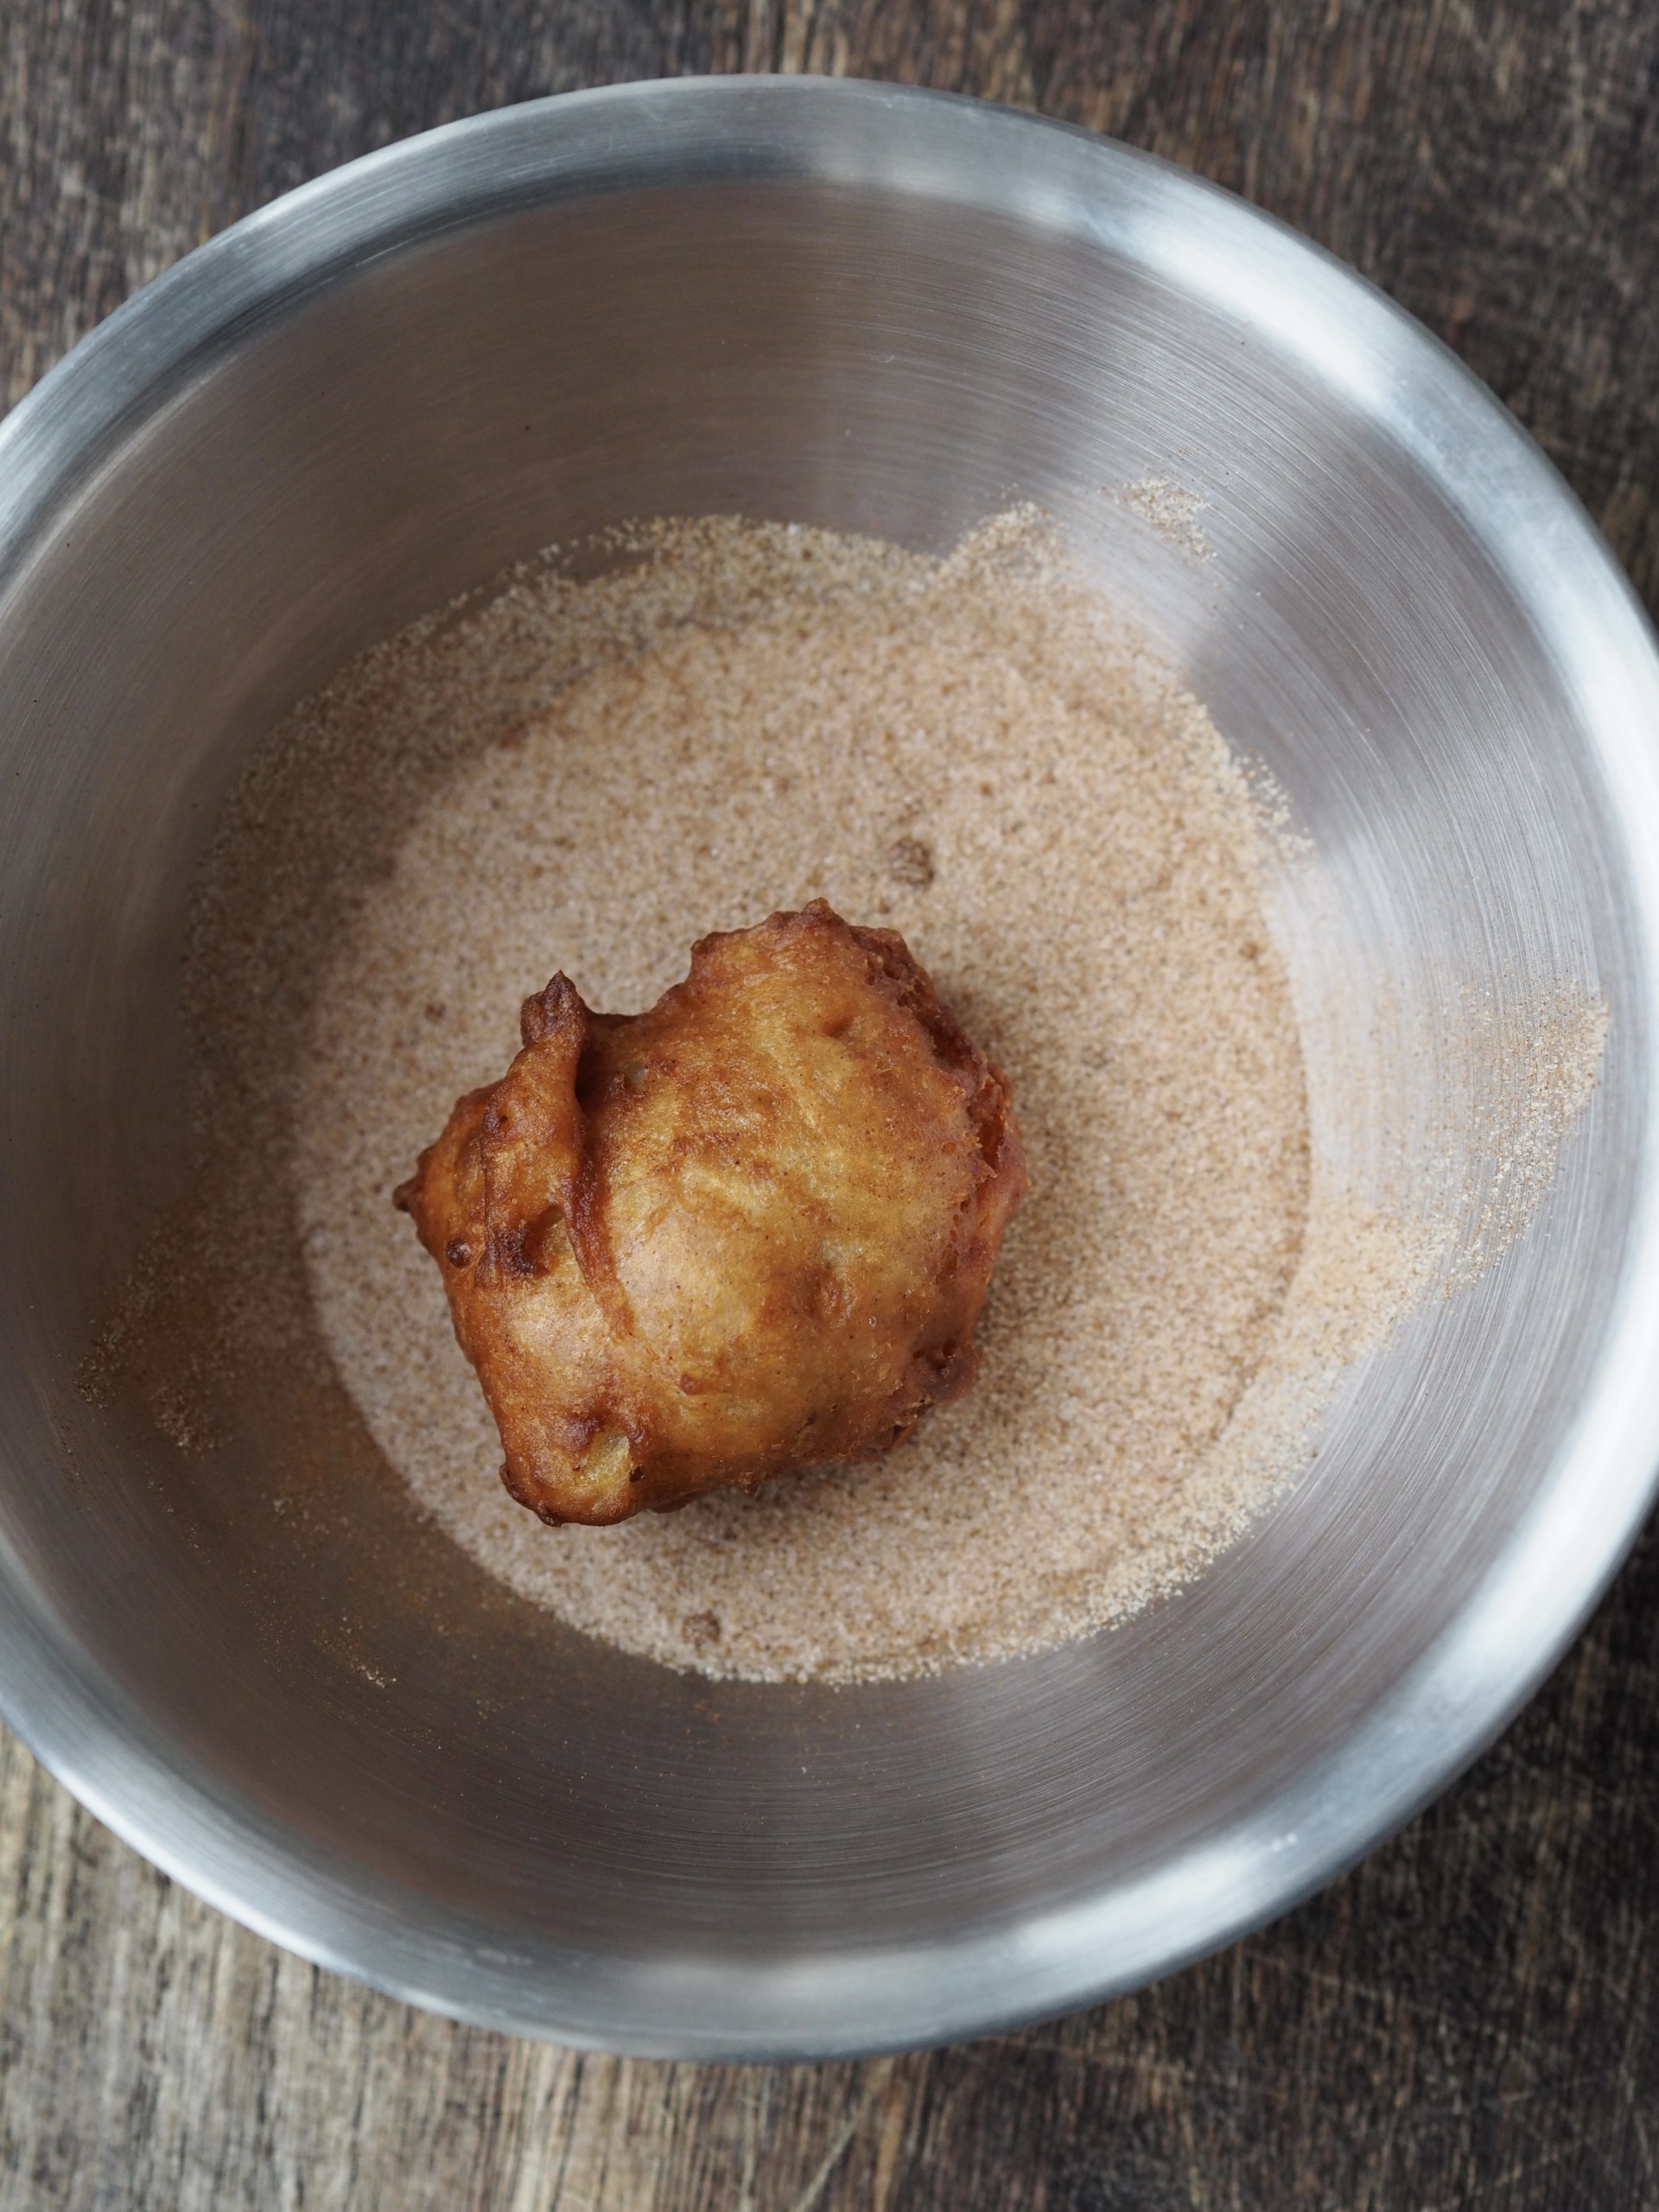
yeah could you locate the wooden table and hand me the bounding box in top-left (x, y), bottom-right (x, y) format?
top-left (5, 3), bottom-right (1659, 2203)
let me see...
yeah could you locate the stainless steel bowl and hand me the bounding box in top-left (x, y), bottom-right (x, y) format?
top-left (3, 78), bottom-right (1658, 2060)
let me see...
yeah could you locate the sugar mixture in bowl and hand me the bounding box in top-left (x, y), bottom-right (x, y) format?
top-left (291, 512), bottom-right (1332, 1683)
top-left (106, 512), bottom-right (1452, 1684)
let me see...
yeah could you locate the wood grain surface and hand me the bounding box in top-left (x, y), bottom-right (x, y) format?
top-left (5, 3), bottom-right (1659, 2205)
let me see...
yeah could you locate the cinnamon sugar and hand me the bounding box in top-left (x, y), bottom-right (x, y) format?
top-left (95, 509), bottom-right (1595, 1685)
top-left (290, 512), bottom-right (1325, 1681)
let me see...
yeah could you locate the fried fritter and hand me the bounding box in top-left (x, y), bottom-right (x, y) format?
top-left (395, 900), bottom-right (1027, 1524)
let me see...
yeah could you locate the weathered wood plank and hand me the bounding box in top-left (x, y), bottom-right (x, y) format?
top-left (4, 1), bottom-right (1659, 2203)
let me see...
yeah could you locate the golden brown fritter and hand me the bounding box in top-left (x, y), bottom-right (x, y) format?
top-left (395, 901), bottom-right (1027, 1524)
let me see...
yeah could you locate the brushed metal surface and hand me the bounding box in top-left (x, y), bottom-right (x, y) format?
top-left (0, 79), bottom-right (1657, 2058)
